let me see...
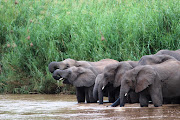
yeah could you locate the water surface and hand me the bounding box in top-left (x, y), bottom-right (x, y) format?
top-left (0, 94), bottom-right (180, 120)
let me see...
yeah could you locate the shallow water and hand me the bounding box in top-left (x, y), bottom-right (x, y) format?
top-left (0, 94), bottom-right (180, 120)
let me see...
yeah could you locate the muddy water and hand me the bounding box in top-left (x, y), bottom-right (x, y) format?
top-left (0, 94), bottom-right (180, 120)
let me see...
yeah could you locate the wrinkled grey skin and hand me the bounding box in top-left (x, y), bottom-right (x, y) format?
top-left (53, 66), bottom-right (97, 103)
top-left (93, 73), bottom-right (120, 104)
top-left (48, 59), bottom-right (76, 73)
top-left (155, 49), bottom-right (180, 61)
top-left (111, 54), bottom-right (177, 107)
top-left (48, 58), bottom-right (118, 74)
top-left (138, 54), bottom-right (176, 65)
top-left (50, 59), bottom-right (118, 103)
top-left (93, 61), bottom-right (139, 104)
top-left (120, 59), bottom-right (180, 107)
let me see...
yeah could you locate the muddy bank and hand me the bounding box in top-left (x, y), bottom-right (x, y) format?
top-left (0, 94), bottom-right (179, 120)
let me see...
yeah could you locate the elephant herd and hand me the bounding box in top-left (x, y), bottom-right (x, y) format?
top-left (48, 49), bottom-right (180, 107)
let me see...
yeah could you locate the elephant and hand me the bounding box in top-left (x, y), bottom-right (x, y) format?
top-left (50, 59), bottom-right (118, 103)
top-left (120, 59), bottom-right (180, 107)
top-left (155, 49), bottom-right (180, 61)
top-left (138, 54), bottom-right (176, 65)
top-left (93, 73), bottom-right (120, 104)
top-left (109, 54), bottom-right (177, 107)
top-left (53, 66), bottom-right (97, 103)
top-left (48, 58), bottom-right (118, 74)
top-left (93, 61), bottom-right (139, 105)
top-left (48, 59), bottom-right (76, 73)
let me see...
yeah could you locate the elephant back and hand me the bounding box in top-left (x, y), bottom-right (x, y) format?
top-left (155, 50), bottom-right (180, 61)
top-left (90, 59), bottom-right (119, 73)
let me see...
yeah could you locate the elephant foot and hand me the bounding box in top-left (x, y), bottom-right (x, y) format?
top-left (90, 100), bottom-right (97, 103)
top-left (77, 98), bottom-right (85, 103)
top-left (78, 102), bottom-right (85, 103)
top-left (120, 105), bottom-right (124, 107)
top-left (86, 100), bottom-right (97, 103)
top-left (154, 104), bottom-right (162, 107)
top-left (90, 101), bottom-right (97, 103)
top-left (110, 105), bottom-right (117, 107)
top-left (77, 99), bottom-right (85, 103)
top-left (140, 105), bottom-right (148, 107)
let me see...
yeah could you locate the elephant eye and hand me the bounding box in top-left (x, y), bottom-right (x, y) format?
top-left (66, 64), bottom-right (70, 68)
top-left (68, 71), bottom-right (71, 75)
top-left (126, 79), bottom-right (130, 83)
top-left (77, 64), bottom-right (81, 67)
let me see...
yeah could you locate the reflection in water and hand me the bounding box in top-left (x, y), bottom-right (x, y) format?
top-left (0, 94), bottom-right (180, 120)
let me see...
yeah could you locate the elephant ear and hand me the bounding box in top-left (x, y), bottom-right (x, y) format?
top-left (135, 66), bottom-right (156, 93)
top-left (75, 61), bottom-right (92, 68)
top-left (160, 55), bottom-right (176, 62)
top-left (73, 67), bottom-right (96, 87)
top-left (114, 62), bottom-right (133, 87)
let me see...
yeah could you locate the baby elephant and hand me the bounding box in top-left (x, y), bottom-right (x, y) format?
top-left (120, 59), bottom-right (180, 107)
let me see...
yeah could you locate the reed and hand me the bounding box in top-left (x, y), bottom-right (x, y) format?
top-left (0, 0), bottom-right (179, 93)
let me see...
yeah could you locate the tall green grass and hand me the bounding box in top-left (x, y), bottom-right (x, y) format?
top-left (0, 0), bottom-right (179, 93)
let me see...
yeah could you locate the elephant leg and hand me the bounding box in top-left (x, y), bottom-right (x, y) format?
top-left (139, 93), bottom-right (149, 107)
top-left (98, 87), bottom-right (103, 104)
top-left (76, 87), bottom-right (85, 103)
top-left (149, 87), bottom-right (163, 107)
top-left (84, 87), bottom-right (90, 103)
top-left (115, 90), bottom-right (120, 100)
top-left (163, 98), bottom-right (171, 104)
top-left (129, 91), bottom-right (139, 103)
top-left (87, 86), bottom-right (97, 103)
top-left (151, 94), bottom-right (163, 107)
top-left (108, 91), bottom-right (115, 103)
top-left (151, 94), bottom-right (162, 107)
top-left (171, 97), bottom-right (180, 104)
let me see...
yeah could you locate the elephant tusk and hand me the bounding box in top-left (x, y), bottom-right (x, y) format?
top-left (57, 80), bottom-right (60, 87)
top-left (59, 78), bottom-right (64, 80)
top-left (125, 93), bottom-right (127, 97)
top-left (102, 86), bottom-right (105, 90)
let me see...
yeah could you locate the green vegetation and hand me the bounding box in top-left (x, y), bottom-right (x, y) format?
top-left (0, 0), bottom-right (179, 94)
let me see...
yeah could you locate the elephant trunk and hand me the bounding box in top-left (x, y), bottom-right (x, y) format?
top-left (98, 81), bottom-right (109, 104)
top-left (110, 97), bottom-right (120, 107)
top-left (93, 84), bottom-right (98, 101)
top-left (98, 85), bottom-right (104, 104)
top-left (120, 87), bottom-right (130, 107)
top-left (48, 62), bottom-right (61, 73)
top-left (53, 69), bottom-right (61, 80)
top-left (53, 69), bottom-right (69, 80)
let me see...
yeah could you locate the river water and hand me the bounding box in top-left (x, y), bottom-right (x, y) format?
top-left (0, 94), bottom-right (180, 120)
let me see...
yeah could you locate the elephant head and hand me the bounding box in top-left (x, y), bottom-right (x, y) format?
top-left (93, 73), bottom-right (104, 101)
top-left (53, 66), bottom-right (96, 87)
top-left (102, 61), bottom-right (136, 88)
top-left (155, 49), bottom-right (180, 61)
top-left (120, 65), bottom-right (156, 107)
top-left (138, 54), bottom-right (176, 65)
top-left (93, 61), bottom-right (137, 104)
top-left (48, 58), bottom-right (76, 73)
